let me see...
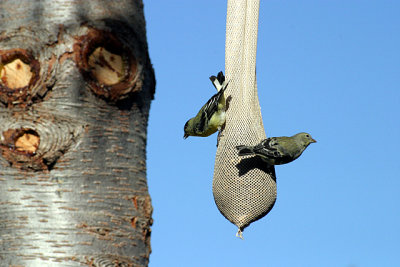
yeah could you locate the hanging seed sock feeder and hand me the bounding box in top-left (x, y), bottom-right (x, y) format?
top-left (213, 0), bottom-right (277, 238)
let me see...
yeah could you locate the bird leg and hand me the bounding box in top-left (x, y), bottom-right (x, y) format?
top-left (216, 123), bottom-right (226, 147)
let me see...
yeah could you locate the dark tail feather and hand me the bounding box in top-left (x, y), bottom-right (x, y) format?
top-left (216, 71), bottom-right (225, 84)
top-left (210, 71), bottom-right (226, 91)
top-left (236, 145), bottom-right (254, 156)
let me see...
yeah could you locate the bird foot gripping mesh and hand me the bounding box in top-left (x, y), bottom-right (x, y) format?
top-left (213, 0), bottom-right (277, 238)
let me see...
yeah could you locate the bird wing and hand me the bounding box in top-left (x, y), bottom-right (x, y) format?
top-left (193, 72), bottom-right (228, 134)
top-left (197, 87), bottom-right (226, 131)
top-left (254, 137), bottom-right (292, 158)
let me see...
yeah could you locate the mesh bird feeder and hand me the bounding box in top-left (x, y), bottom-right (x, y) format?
top-left (213, 0), bottom-right (277, 238)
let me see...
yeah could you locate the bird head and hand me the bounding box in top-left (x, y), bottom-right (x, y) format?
top-left (295, 132), bottom-right (317, 147)
top-left (183, 121), bottom-right (190, 139)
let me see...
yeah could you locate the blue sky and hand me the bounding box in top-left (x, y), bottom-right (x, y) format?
top-left (144, 1), bottom-right (400, 266)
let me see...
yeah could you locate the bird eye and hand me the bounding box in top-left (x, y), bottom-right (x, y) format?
top-left (306, 134), bottom-right (310, 138)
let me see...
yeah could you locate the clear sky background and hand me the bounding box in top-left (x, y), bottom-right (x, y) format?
top-left (144, 1), bottom-right (400, 266)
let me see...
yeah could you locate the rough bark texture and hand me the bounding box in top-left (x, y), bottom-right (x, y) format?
top-left (0, 1), bottom-right (155, 266)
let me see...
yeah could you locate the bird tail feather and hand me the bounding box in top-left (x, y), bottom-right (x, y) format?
top-left (236, 145), bottom-right (254, 156)
top-left (210, 71), bottom-right (227, 92)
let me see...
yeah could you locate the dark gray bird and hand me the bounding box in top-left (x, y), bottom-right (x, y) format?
top-left (236, 132), bottom-right (316, 165)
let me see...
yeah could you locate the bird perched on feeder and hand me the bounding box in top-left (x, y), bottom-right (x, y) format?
top-left (236, 132), bottom-right (316, 165)
top-left (183, 71), bottom-right (228, 139)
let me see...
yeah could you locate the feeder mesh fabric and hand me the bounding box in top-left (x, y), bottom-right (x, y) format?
top-left (213, 0), bottom-right (277, 234)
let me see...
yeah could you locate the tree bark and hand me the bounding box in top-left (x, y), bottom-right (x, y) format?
top-left (0, 1), bottom-right (155, 266)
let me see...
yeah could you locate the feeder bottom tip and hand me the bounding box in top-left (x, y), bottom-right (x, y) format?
top-left (236, 229), bottom-right (244, 240)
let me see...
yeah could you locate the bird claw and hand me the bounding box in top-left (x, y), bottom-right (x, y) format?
top-left (216, 131), bottom-right (224, 147)
top-left (216, 124), bottom-right (226, 147)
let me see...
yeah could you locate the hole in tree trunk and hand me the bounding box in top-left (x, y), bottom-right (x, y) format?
top-left (14, 129), bottom-right (40, 155)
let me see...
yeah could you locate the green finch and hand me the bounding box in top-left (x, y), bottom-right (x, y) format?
top-left (236, 132), bottom-right (316, 165)
top-left (184, 71), bottom-right (228, 139)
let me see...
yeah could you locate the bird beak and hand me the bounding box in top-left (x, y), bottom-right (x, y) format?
top-left (311, 138), bottom-right (317, 143)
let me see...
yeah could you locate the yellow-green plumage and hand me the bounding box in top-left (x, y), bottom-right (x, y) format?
top-left (184, 71), bottom-right (228, 139)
